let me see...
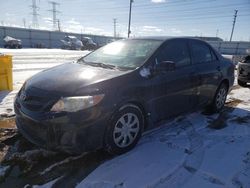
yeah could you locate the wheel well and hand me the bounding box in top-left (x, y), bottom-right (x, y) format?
top-left (118, 101), bottom-right (148, 131)
top-left (220, 79), bottom-right (229, 91)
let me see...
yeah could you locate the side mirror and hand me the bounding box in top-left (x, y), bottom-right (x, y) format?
top-left (155, 61), bottom-right (176, 73)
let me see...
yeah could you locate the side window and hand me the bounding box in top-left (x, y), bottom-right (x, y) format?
top-left (157, 40), bottom-right (191, 68)
top-left (191, 41), bottom-right (212, 64)
top-left (210, 48), bottom-right (218, 61)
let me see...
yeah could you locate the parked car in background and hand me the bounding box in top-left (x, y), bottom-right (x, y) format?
top-left (15, 37), bottom-right (235, 155)
top-left (81, 37), bottom-right (97, 50)
top-left (3, 36), bottom-right (22, 49)
top-left (61, 35), bottom-right (83, 50)
top-left (238, 55), bottom-right (250, 86)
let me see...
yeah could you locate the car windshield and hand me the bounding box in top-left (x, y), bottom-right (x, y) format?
top-left (78, 39), bottom-right (162, 69)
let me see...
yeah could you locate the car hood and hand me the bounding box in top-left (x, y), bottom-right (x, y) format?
top-left (25, 62), bottom-right (130, 95)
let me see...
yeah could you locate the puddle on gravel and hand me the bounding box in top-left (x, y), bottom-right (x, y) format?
top-left (226, 99), bottom-right (243, 108)
top-left (0, 148), bottom-right (111, 188)
top-left (0, 126), bottom-right (112, 188)
top-left (0, 118), bottom-right (16, 129)
top-left (208, 99), bottom-right (243, 130)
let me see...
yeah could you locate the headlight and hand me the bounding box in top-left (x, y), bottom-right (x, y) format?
top-left (50, 94), bottom-right (104, 112)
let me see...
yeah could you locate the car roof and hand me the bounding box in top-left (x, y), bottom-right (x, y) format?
top-left (128, 36), bottom-right (206, 43)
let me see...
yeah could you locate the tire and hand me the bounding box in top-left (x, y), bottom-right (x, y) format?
top-left (105, 105), bottom-right (144, 155)
top-left (238, 79), bottom-right (247, 87)
top-left (211, 83), bottom-right (228, 113)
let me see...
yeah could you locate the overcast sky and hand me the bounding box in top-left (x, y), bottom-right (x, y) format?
top-left (1, 0), bottom-right (250, 41)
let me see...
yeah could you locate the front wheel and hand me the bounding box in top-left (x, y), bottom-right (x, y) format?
top-left (211, 83), bottom-right (228, 112)
top-left (105, 105), bottom-right (144, 155)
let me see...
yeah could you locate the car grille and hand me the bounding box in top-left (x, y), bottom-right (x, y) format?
top-left (17, 87), bottom-right (58, 112)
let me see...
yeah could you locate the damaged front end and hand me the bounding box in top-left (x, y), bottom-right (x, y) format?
top-left (14, 86), bottom-right (108, 154)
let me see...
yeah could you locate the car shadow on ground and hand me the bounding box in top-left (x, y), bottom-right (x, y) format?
top-left (0, 99), bottom-right (249, 188)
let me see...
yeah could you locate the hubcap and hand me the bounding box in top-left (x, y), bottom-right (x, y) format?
top-left (216, 87), bottom-right (227, 109)
top-left (113, 113), bottom-right (140, 148)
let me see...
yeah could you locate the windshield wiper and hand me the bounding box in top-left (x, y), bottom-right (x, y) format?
top-left (78, 60), bottom-right (134, 71)
top-left (91, 62), bottom-right (117, 70)
top-left (80, 61), bottom-right (117, 70)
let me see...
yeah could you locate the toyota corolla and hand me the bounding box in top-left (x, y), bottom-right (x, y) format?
top-left (14, 37), bottom-right (235, 154)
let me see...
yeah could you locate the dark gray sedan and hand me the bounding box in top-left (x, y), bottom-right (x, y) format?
top-left (15, 37), bottom-right (235, 155)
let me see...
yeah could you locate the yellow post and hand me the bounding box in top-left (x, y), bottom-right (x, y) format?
top-left (0, 55), bottom-right (13, 91)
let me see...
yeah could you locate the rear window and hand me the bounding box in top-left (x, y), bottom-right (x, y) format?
top-left (210, 48), bottom-right (218, 61)
top-left (191, 41), bottom-right (212, 64)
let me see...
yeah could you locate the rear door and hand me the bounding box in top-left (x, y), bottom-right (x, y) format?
top-left (189, 40), bottom-right (223, 106)
top-left (150, 39), bottom-right (197, 121)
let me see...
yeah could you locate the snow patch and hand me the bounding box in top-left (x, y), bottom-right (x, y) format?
top-left (32, 177), bottom-right (62, 188)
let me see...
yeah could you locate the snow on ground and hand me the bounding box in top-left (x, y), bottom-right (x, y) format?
top-left (0, 48), bottom-right (90, 117)
top-left (77, 89), bottom-right (250, 188)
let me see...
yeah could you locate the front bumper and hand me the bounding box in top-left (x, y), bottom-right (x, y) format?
top-left (238, 64), bottom-right (250, 83)
top-left (15, 101), bottom-right (111, 154)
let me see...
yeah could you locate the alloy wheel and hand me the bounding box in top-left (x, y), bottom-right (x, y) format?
top-left (216, 87), bottom-right (227, 109)
top-left (113, 113), bottom-right (140, 148)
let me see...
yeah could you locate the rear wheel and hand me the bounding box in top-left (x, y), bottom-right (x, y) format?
top-left (212, 83), bottom-right (228, 112)
top-left (105, 105), bottom-right (144, 155)
top-left (238, 79), bottom-right (247, 87)
top-left (211, 83), bottom-right (228, 112)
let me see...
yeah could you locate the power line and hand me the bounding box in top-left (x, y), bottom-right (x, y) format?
top-left (30, 0), bottom-right (39, 28)
top-left (230, 9), bottom-right (238, 42)
top-left (59, 3), bottom-right (248, 18)
top-left (58, 0), bottom-right (245, 11)
top-left (48, 1), bottom-right (61, 30)
top-left (57, 1), bottom-right (248, 11)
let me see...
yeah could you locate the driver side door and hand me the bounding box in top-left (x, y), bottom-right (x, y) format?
top-left (149, 39), bottom-right (197, 122)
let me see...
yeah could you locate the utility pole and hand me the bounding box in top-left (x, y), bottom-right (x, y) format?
top-left (48, 1), bottom-right (60, 30)
top-left (216, 29), bottom-right (219, 38)
top-left (30, 0), bottom-right (39, 28)
top-left (230, 9), bottom-right (238, 42)
top-left (128, 0), bottom-right (133, 38)
top-left (57, 19), bottom-right (61, 31)
top-left (113, 18), bottom-right (117, 38)
top-left (23, 18), bottom-right (26, 28)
